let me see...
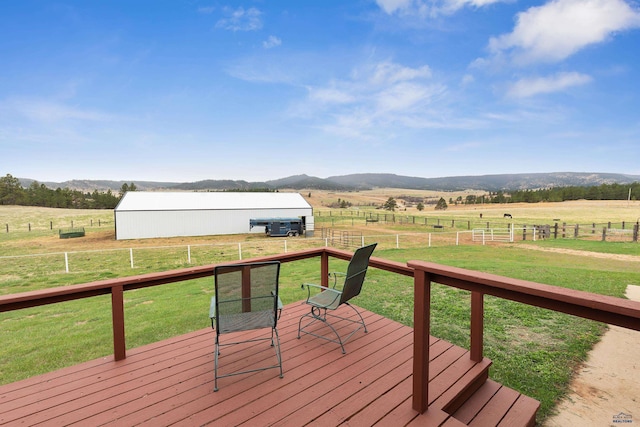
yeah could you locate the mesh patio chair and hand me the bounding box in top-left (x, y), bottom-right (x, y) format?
top-left (297, 243), bottom-right (377, 353)
top-left (209, 261), bottom-right (283, 391)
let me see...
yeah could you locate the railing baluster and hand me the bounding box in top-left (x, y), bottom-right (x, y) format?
top-left (111, 285), bottom-right (126, 361)
top-left (412, 270), bottom-right (431, 414)
top-left (321, 251), bottom-right (329, 288)
top-left (470, 291), bottom-right (484, 362)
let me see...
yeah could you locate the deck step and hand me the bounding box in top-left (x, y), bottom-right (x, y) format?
top-left (433, 356), bottom-right (492, 414)
top-left (448, 379), bottom-right (539, 427)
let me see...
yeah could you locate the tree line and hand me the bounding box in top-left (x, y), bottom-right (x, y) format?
top-left (1, 173), bottom-right (638, 210)
top-left (450, 182), bottom-right (639, 205)
top-left (507, 182), bottom-right (639, 203)
top-left (0, 174), bottom-right (136, 209)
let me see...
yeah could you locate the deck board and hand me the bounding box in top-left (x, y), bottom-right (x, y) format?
top-left (0, 302), bottom-right (537, 426)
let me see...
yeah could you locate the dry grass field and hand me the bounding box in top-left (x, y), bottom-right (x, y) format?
top-left (306, 188), bottom-right (640, 222)
top-left (0, 193), bottom-right (638, 257)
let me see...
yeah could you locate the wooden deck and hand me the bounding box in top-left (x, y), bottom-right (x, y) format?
top-left (0, 302), bottom-right (538, 426)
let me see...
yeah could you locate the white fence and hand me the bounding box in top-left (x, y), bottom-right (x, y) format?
top-left (1, 231), bottom-right (495, 275)
top-left (471, 228), bottom-right (515, 244)
top-left (3, 226), bottom-right (633, 276)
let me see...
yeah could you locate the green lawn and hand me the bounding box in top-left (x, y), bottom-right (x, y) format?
top-left (1, 241), bottom-right (638, 423)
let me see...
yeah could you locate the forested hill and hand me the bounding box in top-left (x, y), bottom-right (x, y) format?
top-left (1, 173), bottom-right (639, 209)
top-left (13, 171), bottom-right (640, 193)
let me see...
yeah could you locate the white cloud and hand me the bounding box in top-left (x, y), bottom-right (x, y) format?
top-left (308, 87), bottom-right (356, 104)
top-left (375, 0), bottom-right (413, 14)
top-left (375, 82), bottom-right (434, 113)
top-left (297, 60), bottom-right (450, 138)
top-left (263, 35), bottom-right (282, 49)
top-left (215, 7), bottom-right (262, 32)
top-left (461, 74), bottom-right (475, 85)
top-left (197, 6), bottom-right (215, 14)
top-left (370, 62), bottom-right (431, 84)
top-left (5, 98), bottom-right (112, 123)
top-left (489, 0), bottom-right (640, 64)
top-left (506, 72), bottom-right (592, 98)
top-left (375, 0), bottom-right (508, 17)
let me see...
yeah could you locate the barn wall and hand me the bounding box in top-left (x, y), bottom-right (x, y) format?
top-left (115, 208), bottom-right (312, 240)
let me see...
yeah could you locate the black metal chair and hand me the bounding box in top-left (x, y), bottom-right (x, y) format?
top-left (297, 243), bottom-right (377, 353)
top-left (209, 261), bottom-right (283, 391)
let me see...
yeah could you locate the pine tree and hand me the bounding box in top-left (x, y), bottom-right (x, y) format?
top-left (435, 197), bottom-right (448, 210)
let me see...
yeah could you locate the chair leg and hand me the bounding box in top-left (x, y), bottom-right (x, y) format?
top-left (214, 335), bottom-right (220, 392)
top-left (298, 307), bottom-right (347, 354)
top-left (272, 328), bottom-right (284, 378)
top-left (345, 302), bottom-right (367, 333)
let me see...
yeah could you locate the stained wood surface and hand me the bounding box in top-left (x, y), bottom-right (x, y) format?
top-left (0, 302), bottom-right (537, 426)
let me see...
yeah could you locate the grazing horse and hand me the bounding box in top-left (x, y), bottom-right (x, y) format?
top-left (503, 213), bottom-right (512, 218)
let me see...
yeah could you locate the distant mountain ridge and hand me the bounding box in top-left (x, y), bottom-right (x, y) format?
top-left (17, 172), bottom-right (640, 193)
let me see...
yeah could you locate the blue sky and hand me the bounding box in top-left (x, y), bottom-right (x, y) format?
top-left (1, 0), bottom-right (639, 183)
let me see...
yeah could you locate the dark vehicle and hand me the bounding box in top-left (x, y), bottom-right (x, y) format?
top-left (249, 218), bottom-right (304, 237)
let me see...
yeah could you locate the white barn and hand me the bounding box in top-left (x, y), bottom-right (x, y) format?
top-left (114, 192), bottom-right (314, 240)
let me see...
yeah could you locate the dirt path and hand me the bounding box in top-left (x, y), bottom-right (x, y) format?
top-left (517, 244), bottom-right (640, 263)
top-left (543, 285), bottom-right (640, 426)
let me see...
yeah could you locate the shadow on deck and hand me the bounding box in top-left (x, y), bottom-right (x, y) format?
top-left (0, 302), bottom-right (538, 426)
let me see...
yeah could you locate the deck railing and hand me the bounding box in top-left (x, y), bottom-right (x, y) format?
top-left (1, 247), bottom-right (639, 416)
top-left (408, 260), bottom-right (640, 413)
top-left (0, 248), bottom-right (410, 362)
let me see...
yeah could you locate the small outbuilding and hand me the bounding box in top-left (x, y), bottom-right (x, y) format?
top-left (114, 191), bottom-right (314, 240)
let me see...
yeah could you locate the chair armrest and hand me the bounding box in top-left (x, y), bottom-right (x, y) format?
top-left (301, 283), bottom-right (342, 309)
top-left (302, 283), bottom-right (332, 291)
top-left (209, 296), bottom-right (217, 329)
top-left (272, 291), bottom-right (284, 320)
top-left (302, 283), bottom-right (328, 300)
top-left (301, 283), bottom-right (333, 296)
top-left (329, 271), bottom-right (346, 288)
top-left (209, 296), bottom-right (216, 319)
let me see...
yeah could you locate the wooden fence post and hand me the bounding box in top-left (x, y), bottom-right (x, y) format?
top-left (602, 227), bottom-right (607, 242)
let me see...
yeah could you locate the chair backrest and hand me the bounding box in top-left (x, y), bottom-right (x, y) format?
top-left (339, 243), bottom-right (377, 305)
top-left (214, 261), bottom-right (280, 333)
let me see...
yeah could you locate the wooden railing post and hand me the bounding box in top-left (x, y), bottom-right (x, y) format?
top-left (321, 251), bottom-right (329, 288)
top-left (111, 285), bottom-right (126, 361)
top-left (470, 291), bottom-right (484, 362)
top-left (412, 269), bottom-right (431, 414)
